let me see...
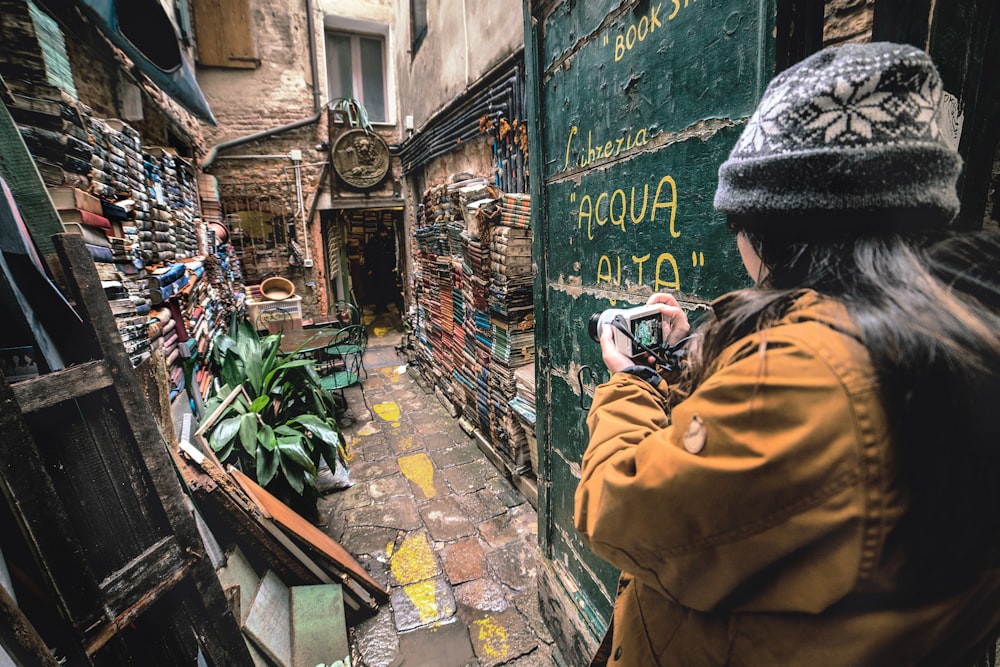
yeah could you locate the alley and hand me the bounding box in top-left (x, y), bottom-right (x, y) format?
top-left (319, 307), bottom-right (562, 667)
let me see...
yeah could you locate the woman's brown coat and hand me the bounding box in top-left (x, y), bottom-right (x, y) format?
top-left (575, 291), bottom-right (1000, 666)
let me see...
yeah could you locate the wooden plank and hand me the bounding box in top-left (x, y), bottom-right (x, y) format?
top-left (192, 0), bottom-right (259, 68)
top-left (230, 469), bottom-right (389, 604)
top-left (97, 537), bottom-right (187, 618)
top-left (173, 446), bottom-right (324, 585)
top-left (84, 561), bottom-right (188, 656)
top-left (0, 373), bottom-right (104, 632)
top-left (11, 359), bottom-right (112, 412)
top-left (290, 584), bottom-right (349, 667)
top-left (216, 546), bottom-right (259, 625)
top-left (243, 570), bottom-right (291, 667)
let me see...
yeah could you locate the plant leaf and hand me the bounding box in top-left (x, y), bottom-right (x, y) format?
top-left (239, 413), bottom-right (259, 456)
top-left (277, 440), bottom-right (314, 471)
top-left (274, 424), bottom-right (300, 438)
top-left (257, 424), bottom-right (276, 452)
top-left (209, 415), bottom-right (242, 451)
top-left (292, 414), bottom-right (341, 447)
top-left (279, 458), bottom-right (306, 495)
top-left (256, 446), bottom-right (279, 487)
top-left (249, 394), bottom-right (270, 413)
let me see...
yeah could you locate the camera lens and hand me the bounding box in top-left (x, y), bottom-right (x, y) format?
top-left (588, 313), bottom-right (602, 342)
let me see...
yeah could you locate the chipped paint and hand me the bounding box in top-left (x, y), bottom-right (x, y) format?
top-left (395, 434), bottom-right (417, 452)
top-left (474, 616), bottom-right (510, 659)
top-left (398, 453), bottom-right (437, 497)
top-left (386, 542), bottom-right (395, 558)
top-left (357, 423), bottom-right (379, 436)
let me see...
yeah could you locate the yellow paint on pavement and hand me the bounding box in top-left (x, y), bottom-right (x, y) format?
top-left (379, 366), bottom-right (404, 382)
top-left (390, 533), bottom-right (436, 584)
top-left (374, 401), bottom-right (400, 427)
top-left (373, 326), bottom-right (389, 337)
top-left (474, 616), bottom-right (510, 659)
top-left (404, 580), bottom-right (440, 624)
top-left (390, 534), bottom-right (442, 624)
top-left (357, 423), bottom-right (379, 436)
top-left (397, 452), bottom-right (437, 498)
top-left (395, 434), bottom-right (417, 452)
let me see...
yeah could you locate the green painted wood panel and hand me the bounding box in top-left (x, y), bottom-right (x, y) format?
top-left (528, 0), bottom-right (777, 635)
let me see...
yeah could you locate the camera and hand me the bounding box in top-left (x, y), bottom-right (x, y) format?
top-left (588, 304), bottom-right (668, 360)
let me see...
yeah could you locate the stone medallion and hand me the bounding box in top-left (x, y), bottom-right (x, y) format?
top-left (332, 128), bottom-right (390, 189)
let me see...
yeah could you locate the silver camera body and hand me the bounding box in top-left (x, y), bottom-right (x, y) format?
top-left (588, 304), bottom-right (668, 360)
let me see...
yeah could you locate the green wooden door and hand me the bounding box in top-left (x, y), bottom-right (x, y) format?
top-left (527, 0), bottom-right (778, 638)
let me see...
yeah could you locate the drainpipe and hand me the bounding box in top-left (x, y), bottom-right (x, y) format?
top-left (201, 0), bottom-right (324, 170)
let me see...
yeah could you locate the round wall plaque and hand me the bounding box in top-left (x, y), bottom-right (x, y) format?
top-left (332, 129), bottom-right (390, 189)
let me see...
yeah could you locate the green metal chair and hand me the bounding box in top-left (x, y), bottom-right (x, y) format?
top-left (322, 323), bottom-right (368, 378)
top-left (318, 327), bottom-right (370, 418)
top-left (332, 299), bottom-right (361, 327)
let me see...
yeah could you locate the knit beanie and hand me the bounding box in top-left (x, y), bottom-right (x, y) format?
top-left (714, 42), bottom-right (962, 224)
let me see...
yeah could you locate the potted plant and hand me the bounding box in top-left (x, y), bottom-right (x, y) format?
top-left (199, 314), bottom-right (346, 519)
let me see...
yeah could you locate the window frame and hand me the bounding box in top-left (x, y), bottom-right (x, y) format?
top-left (323, 16), bottom-right (395, 127)
top-left (410, 0), bottom-right (427, 56)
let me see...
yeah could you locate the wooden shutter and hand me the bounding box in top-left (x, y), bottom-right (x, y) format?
top-left (193, 0), bottom-right (259, 69)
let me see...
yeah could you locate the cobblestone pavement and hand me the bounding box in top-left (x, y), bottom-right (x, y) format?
top-left (318, 309), bottom-right (563, 667)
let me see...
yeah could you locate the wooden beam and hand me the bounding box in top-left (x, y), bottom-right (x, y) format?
top-left (11, 360), bottom-right (112, 413)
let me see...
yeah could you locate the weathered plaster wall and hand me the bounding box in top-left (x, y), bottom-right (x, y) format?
top-left (393, 0), bottom-right (523, 131)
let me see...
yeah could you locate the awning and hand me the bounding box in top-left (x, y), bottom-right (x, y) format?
top-left (76, 0), bottom-right (216, 125)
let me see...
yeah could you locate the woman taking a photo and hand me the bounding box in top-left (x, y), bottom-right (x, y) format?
top-left (576, 42), bottom-right (999, 666)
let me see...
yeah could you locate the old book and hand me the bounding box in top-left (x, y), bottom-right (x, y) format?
top-left (48, 186), bottom-right (104, 215)
top-left (61, 222), bottom-right (109, 248)
top-left (59, 208), bottom-right (111, 230)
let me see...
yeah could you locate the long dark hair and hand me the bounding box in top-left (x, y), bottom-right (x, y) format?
top-left (684, 214), bottom-right (1000, 596)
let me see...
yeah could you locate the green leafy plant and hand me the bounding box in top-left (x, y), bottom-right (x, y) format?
top-left (200, 315), bottom-right (346, 498)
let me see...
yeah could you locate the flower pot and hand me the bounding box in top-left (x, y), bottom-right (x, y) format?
top-left (260, 276), bottom-right (295, 301)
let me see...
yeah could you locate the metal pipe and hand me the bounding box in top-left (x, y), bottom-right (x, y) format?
top-left (201, 0), bottom-right (323, 169)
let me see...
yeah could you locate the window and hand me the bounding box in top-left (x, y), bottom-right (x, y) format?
top-left (411, 0), bottom-right (427, 54)
top-left (325, 31), bottom-right (388, 124)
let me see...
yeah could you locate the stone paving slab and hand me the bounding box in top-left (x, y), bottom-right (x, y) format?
top-left (454, 577), bottom-right (509, 614)
top-left (466, 607), bottom-right (539, 667)
top-left (443, 537), bottom-right (487, 585)
top-left (396, 619), bottom-right (478, 667)
top-left (390, 576), bottom-right (457, 632)
top-left (345, 496), bottom-right (423, 532)
top-left (418, 496), bottom-right (478, 541)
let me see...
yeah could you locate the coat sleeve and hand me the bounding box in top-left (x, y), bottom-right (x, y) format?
top-left (574, 332), bottom-right (877, 613)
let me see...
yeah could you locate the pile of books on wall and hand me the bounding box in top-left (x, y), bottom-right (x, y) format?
top-left (409, 177), bottom-right (536, 476)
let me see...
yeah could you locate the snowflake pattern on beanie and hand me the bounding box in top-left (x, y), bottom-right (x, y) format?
top-left (732, 46), bottom-right (944, 156)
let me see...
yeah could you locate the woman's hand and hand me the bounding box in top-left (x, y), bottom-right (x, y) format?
top-left (599, 324), bottom-right (635, 374)
top-left (647, 292), bottom-right (690, 346)
top-left (599, 293), bottom-right (691, 374)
